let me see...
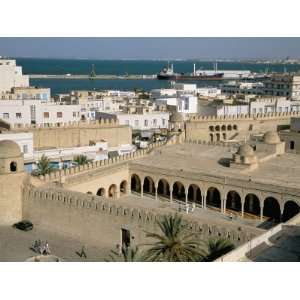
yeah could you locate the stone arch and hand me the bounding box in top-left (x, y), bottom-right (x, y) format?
top-left (173, 181), bottom-right (186, 202)
top-left (216, 133), bottom-right (220, 142)
top-left (120, 180), bottom-right (128, 196)
top-left (233, 124), bottom-right (238, 130)
top-left (206, 187), bottom-right (221, 211)
top-left (210, 133), bottom-right (214, 142)
top-left (188, 184), bottom-right (202, 205)
top-left (227, 124), bottom-right (232, 131)
top-left (244, 193), bottom-right (260, 217)
top-left (157, 178), bottom-right (170, 198)
top-left (209, 125), bottom-right (214, 132)
top-left (143, 176), bottom-right (155, 195)
top-left (131, 174), bottom-right (141, 193)
top-left (10, 161), bottom-right (17, 172)
top-left (282, 200), bottom-right (299, 222)
top-left (108, 184), bottom-right (117, 199)
top-left (222, 133), bottom-right (226, 140)
top-left (263, 197), bottom-right (281, 222)
top-left (226, 190), bottom-right (242, 213)
top-left (221, 125), bottom-right (226, 131)
top-left (96, 188), bottom-right (105, 197)
top-left (215, 125), bottom-right (220, 132)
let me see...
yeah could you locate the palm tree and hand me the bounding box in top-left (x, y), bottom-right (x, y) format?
top-left (201, 238), bottom-right (235, 262)
top-left (142, 214), bottom-right (205, 262)
top-left (36, 154), bottom-right (53, 176)
top-left (74, 155), bottom-right (88, 166)
top-left (106, 246), bottom-right (143, 262)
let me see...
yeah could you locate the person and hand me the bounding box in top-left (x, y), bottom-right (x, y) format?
top-left (45, 242), bottom-right (50, 255)
top-left (79, 245), bottom-right (87, 258)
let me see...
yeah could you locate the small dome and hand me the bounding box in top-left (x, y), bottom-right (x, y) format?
top-left (0, 140), bottom-right (21, 159)
top-left (170, 112), bottom-right (184, 122)
top-left (237, 144), bottom-right (254, 157)
top-left (263, 131), bottom-right (281, 144)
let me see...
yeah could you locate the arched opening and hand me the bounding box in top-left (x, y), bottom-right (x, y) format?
top-left (120, 180), bottom-right (127, 196)
top-left (233, 124), bottom-right (238, 130)
top-left (173, 181), bottom-right (186, 202)
top-left (215, 125), bottom-right (220, 132)
top-left (210, 133), bottom-right (214, 142)
top-left (223, 133), bottom-right (226, 140)
top-left (209, 125), bottom-right (214, 132)
top-left (263, 197), bottom-right (281, 223)
top-left (227, 125), bottom-right (232, 131)
top-left (10, 161), bottom-right (17, 172)
top-left (96, 188), bottom-right (105, 197)
top-left (221, 125), bottom-right (226, 131)
top-left (131, 174), bottom-right (141, 193)
top-left (108, 184), bottom-right (117, 199)
top-left (216, 133), bottom-right (220, 142)
top-left (244, 194), bottom-right (260, 217)
top-left (188, 184), bottom-right (201, 205)
top-left (143, 176), bottom-right (155, 195)
top-left (282, 201), bottom-right (299, 222)
top-left (157, 179), bottom-right (170, 199)
top-left (290, 141), bottom-right (295, 150)
top-left (226, 191), bottom-right (241, 213)
top-left (206, 187), bottom-right (221, 211)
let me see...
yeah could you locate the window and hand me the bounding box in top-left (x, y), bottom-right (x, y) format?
top-left (153, 119), bottom-right (157, 126)
top-left (134, 120), bottom-right (139, 127)
top-left (73, 112), bottom-right (77, 118)
top-left (144, 120), bottom-right (148, 127)
top-left (10, 161), bottom-right (17, 172)
top-left (290, 141), bottom-right (295, 150)
top-left (16, 113), bottom-right (22, 119)
top-left (162, 119), bottom-right (166, 126)
top-left (23, 145), bottom-right (28, 154)
top-left (44, 112), bottom-right (49, 118)
top-left (57, 112), bottom-right (63, 118)
top-left (3, 113), bottom-right (9, 119)
top-left (252, 108), bottom-right (256, 114)
top-left (184, 100), bottom-right (189, 110)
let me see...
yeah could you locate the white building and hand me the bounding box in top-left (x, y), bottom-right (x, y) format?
top-left (0, 132), bottom-right (33, 159)
top-left (0, 100), bottom-right (81, 127)
top-left (0, 58), bottom-right (29, 93)
top-left (196, 87), bottom-right (221, 97)
top-left (177, 95), bottom-right (198, 113)
top-left (116, 112), bottom-right (169, 130)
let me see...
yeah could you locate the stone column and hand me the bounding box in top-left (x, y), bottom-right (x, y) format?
top-left (170, 187), bottom-right (173, 203)
top-left (241, 199), bottom-right (245, 218)
top-left (202, 194), bottom-right (207, 209)
top-left (141, 179), bottom-right (144, 198)
top-left (155, 183), bottom-right (158, 201)
top-left (260, 202), bottom-right (264, 221)
top-left (185, 188), bottom-right (188, 205)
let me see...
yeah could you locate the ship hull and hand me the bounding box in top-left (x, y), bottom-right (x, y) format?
top-left (157, 73), bottom-right (224, 80)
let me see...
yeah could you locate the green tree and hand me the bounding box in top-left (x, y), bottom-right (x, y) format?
top-left (106, 246), bottom-right (143, 262)
top-left (201, 238), bottom-right (235, 262)
top-left (74, 155), bottom-right (88, 166)
top-left (36, 154), bottom-right (53, 176)
top-left (142, 214), bottom-right (204, 262)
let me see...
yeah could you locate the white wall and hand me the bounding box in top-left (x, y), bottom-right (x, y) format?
top-left (116, 113), bottom-right (169, 130)
top-left (177, 95), bottom-right (198, 113)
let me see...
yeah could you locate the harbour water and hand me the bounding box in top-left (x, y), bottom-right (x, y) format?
top-left (17, 58), bottom-right (300, 95)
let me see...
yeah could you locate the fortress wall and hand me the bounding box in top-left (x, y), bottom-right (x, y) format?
top-left (186, 112), bottom-right (298, 142)
top-left (22, 187), bottom-right (254, 249)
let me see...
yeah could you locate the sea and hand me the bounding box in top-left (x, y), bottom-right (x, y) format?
top-left (16, 58), bottom-right (300, 95)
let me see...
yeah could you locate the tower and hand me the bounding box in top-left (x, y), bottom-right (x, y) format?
top-left (0, 140), bottom-right (27, 224)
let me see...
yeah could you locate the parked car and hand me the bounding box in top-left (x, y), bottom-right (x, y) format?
top-left (13, 220), bottom-right (33, 231)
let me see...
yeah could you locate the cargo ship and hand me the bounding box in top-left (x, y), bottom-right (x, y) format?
top-left (157, 62), bottom-right (224, 80)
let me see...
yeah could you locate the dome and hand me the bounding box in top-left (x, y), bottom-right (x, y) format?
top-left (170, 112), bottom-right (184, 122)
top-left (237, 144), bottom-right (254, 157)
top-left (0, 140), bottom-right (21, 159)
top-left (263, 131), bottom-right (281, 144)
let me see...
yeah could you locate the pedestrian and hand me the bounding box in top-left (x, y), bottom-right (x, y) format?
top-left (45, 241), bottom-right (51, 255)
top-left (79, 245), bottom-right (87, 258)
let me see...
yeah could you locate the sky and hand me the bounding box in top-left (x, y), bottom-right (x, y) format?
top-left (0, 37), bottom-right (299, 60)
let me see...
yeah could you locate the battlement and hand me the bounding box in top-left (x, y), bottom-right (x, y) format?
top-left (10, 119), bottom-right (122, 130)
top-left (35, 137), bottom-right (178, 184)
top-left (23, 185), bottom-right (254, 245)
top-left (188, 111), bottom-right (300, 122)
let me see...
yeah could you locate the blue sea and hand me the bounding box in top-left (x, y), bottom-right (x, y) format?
top-left (16, 58), bottom-right (300, 95)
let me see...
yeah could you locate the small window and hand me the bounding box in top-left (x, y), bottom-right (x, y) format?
top-left (10, 161), bottom-right (17, 172)
top-left (3, 113), bottom-right (9, 119)
top-left (44, 112), bottom-right (49, 118)
top-left (57, 112), bottom-right (63, 118)
top-left (121, 228), bottom-right (131, 248)
top-left (16, 112), bottom-right (22, 119)
top-left (144, 120), bottom-right (148, 127)
top-left (22, 145), bottom-right (28, 154)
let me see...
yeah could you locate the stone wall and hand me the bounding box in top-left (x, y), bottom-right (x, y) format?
top-left (22, 186), bottom-right (254, 250)
top-left (11, 120), bottom-right (132, 149)
top-left (186, 112), bottom-right (300, 142)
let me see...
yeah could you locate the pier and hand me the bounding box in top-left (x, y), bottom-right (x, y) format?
top-left (29, 74), bottom-right (157, 80)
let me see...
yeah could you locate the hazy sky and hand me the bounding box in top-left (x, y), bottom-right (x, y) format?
top-left (0, 37), bottom-right (299, 60)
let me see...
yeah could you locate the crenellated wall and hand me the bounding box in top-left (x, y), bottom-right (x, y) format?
top-left (10, 119), bottom-right (132, 149)
top-left (22, 186), bottom-right (255, 250)
top-left (186, 111), bottom-right (300, 142)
